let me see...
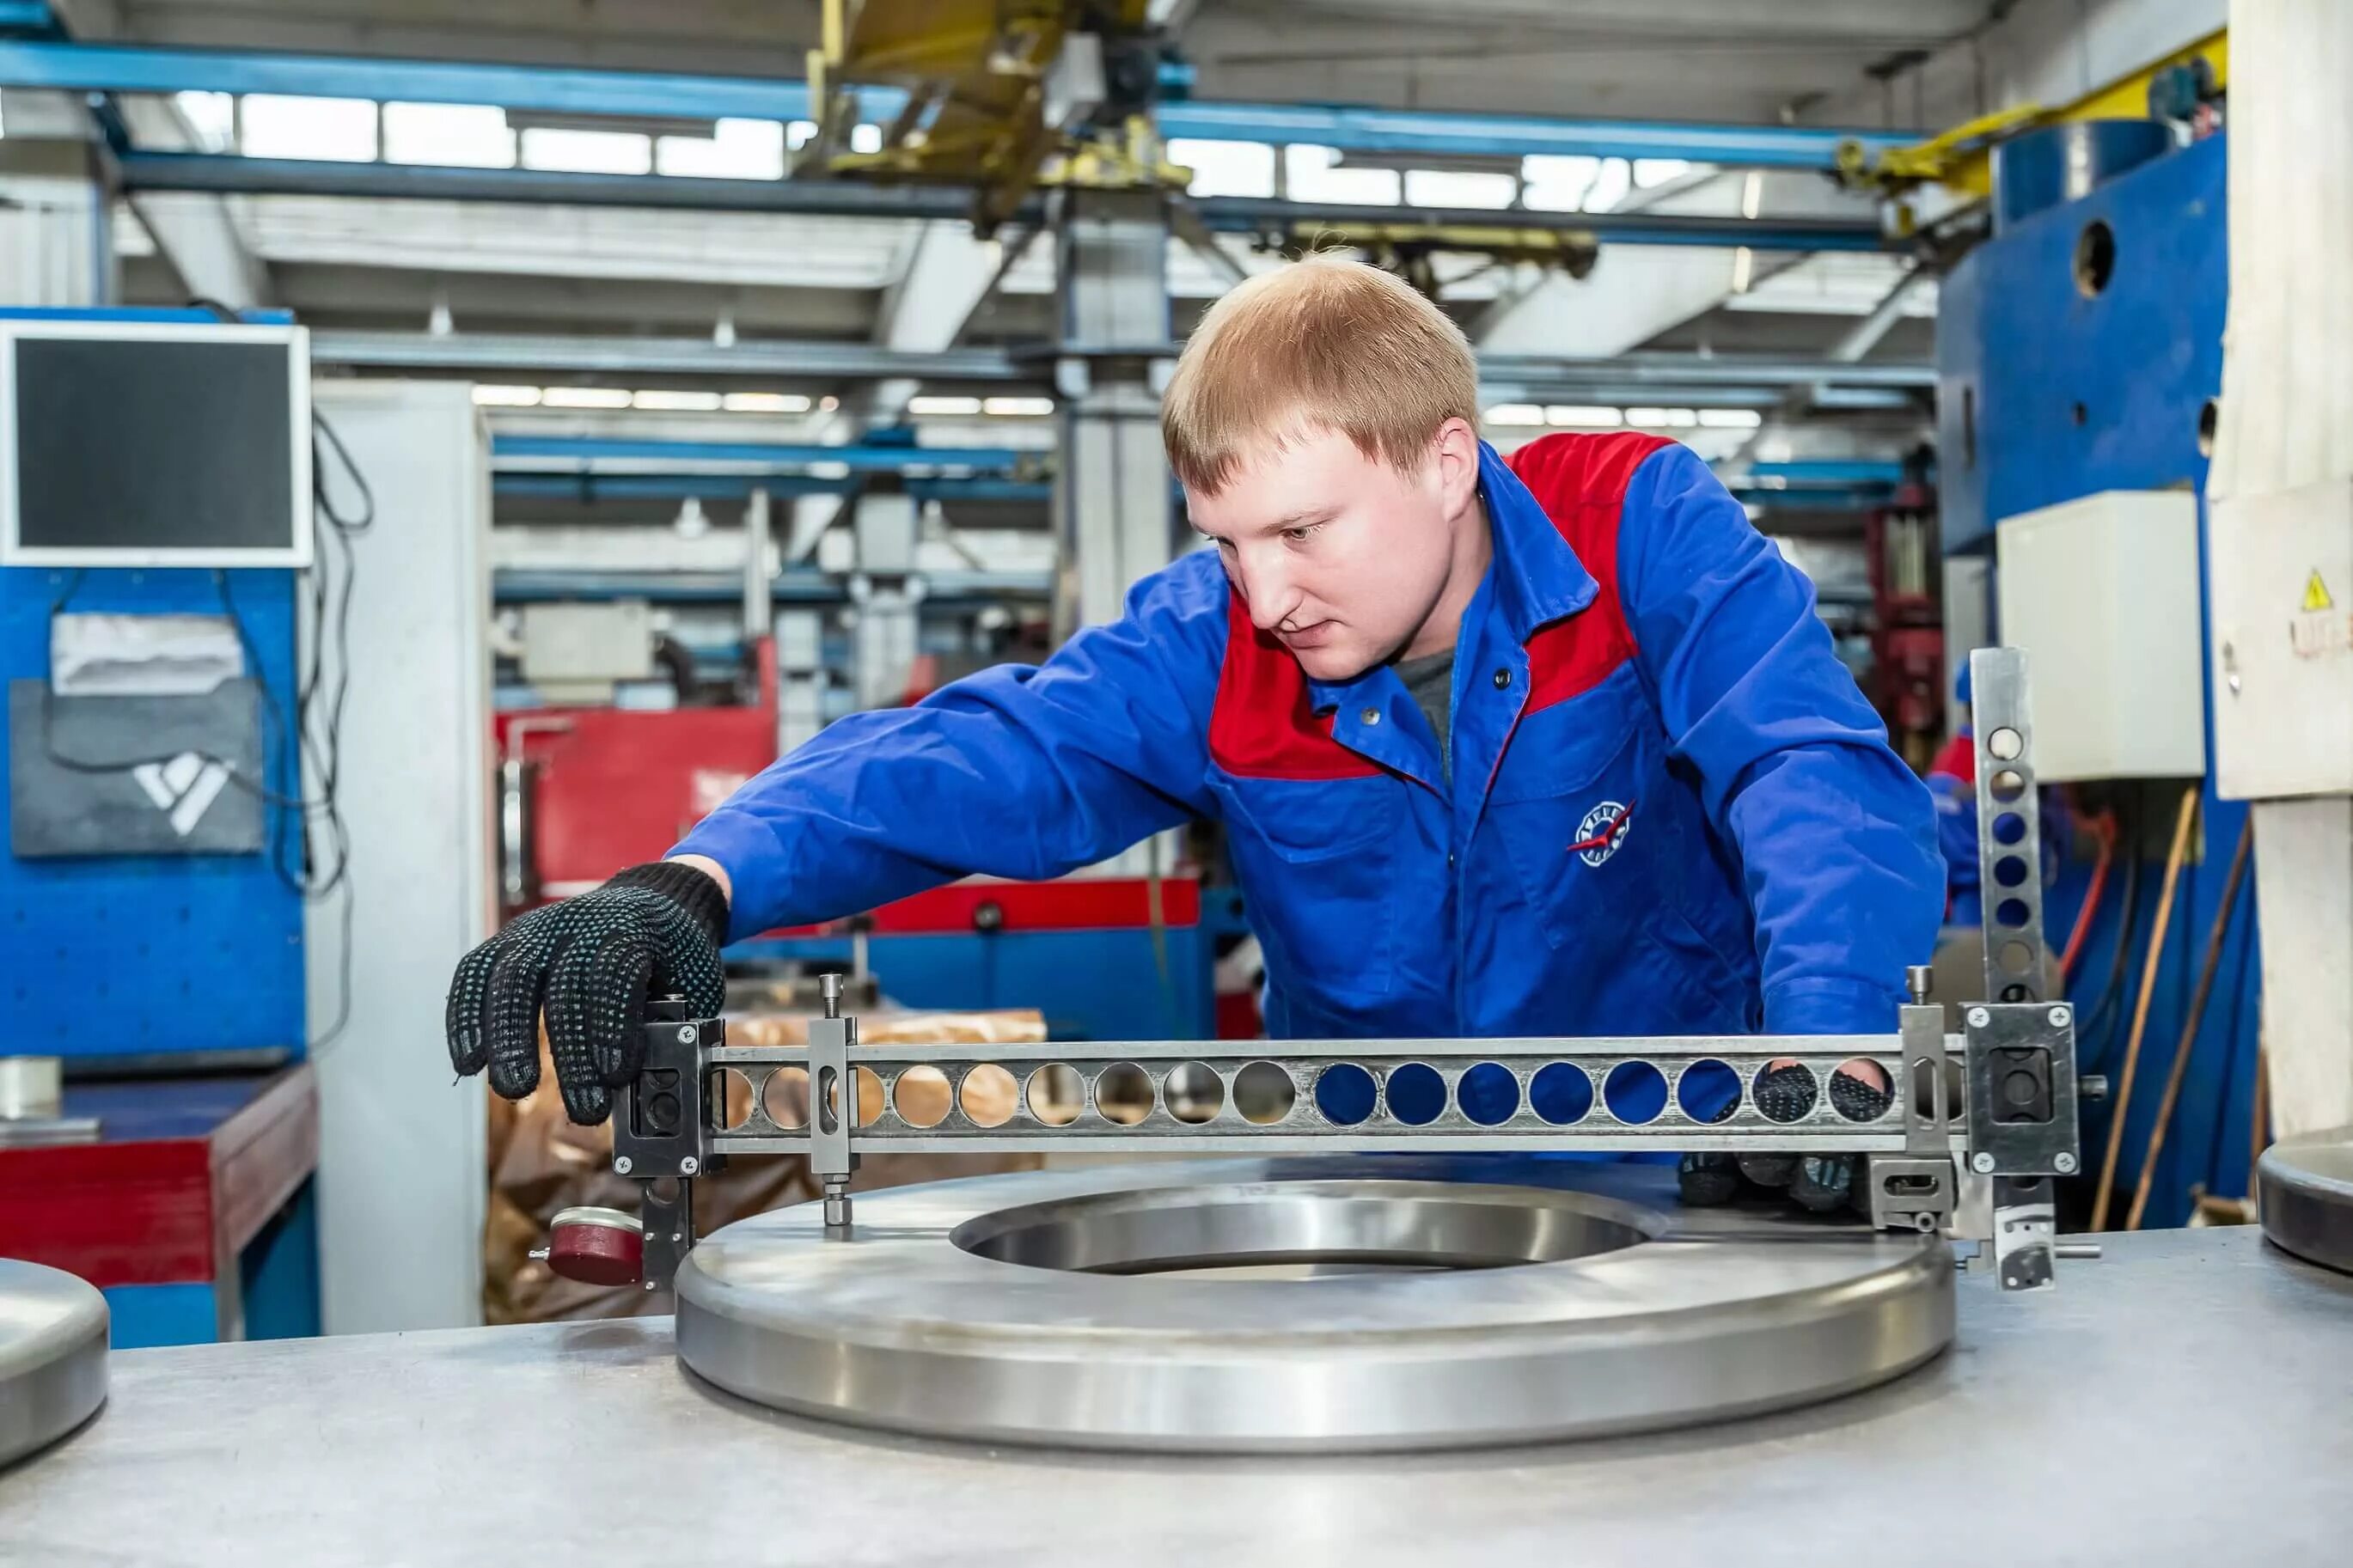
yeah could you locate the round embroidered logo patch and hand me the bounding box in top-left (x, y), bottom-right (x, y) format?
top-left (1574, 800), bottom-right (1633, 868)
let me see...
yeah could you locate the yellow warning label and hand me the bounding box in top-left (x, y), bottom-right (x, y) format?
top-left (2305, 570), bottom-right (2336, 613)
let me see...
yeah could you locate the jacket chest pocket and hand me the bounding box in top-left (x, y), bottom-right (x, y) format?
top-left (1207, 769), bottom-right (1403, 1003)
top-left (1488, 674), bottom-right (1672, 954)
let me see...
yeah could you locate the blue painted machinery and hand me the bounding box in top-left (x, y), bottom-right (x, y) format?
top-left (1938, 129), bottom-right (2258, 1226)
top-left (0, 307), bottom-right (321, 1345)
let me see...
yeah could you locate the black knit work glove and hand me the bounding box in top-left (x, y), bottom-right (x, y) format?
top-left (1678, 1062), bottom-right (1895, 1216)
top-left (445, 861), bottom-right (728, 1125)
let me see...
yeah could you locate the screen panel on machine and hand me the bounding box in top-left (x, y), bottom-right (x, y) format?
top-left (0, 322), bottom-right (312, 567)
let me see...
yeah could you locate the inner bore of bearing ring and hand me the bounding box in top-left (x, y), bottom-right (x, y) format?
top-left (950, 1181), bottom-right (1659, 1279)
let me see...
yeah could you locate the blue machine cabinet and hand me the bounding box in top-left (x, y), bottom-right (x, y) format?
top-left (1, 566), bottom-right (307, 1057)
top-left (1, 307), bottom-right (319, 1340)
top-left (1938, 133), bottom-right (2259, 1224)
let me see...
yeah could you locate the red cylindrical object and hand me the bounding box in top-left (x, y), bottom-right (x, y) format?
top-left (546, 1206), bottom-right (645, 1287)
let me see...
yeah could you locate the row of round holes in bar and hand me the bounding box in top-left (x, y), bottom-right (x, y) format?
top-left (711, 1056), bottom-right (1903, 1136)
top-left (1980, 723), bottom-right (2044, 992)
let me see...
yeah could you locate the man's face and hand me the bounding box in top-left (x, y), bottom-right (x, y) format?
top-left (1185, 424), bottom-right (1458, 682)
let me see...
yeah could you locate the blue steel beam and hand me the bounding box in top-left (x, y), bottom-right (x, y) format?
top-left (492, 568), bottom-right (1052, 604)
top-left (491, 433), bottom-right (1031, 473)
top-left (0, 39), bottom-right (1905, 173)
top-left (0, 40), bottom-right (858, 122)
top-left (1745, 459), bottom-right (1908, 486)
top-left (495, 473), bottom-right (1053, 503)
top-left (1158, 101), bottom-right (1907, 169)
top-left (0, 3), bottom-right (56, 35)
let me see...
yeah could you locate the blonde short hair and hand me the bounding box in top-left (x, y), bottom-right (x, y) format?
top-left (1161, 253), bottom-right (1479, 496)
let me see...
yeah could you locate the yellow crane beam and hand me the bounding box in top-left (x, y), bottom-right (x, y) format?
top-left (1840, 27), bottom-right (2227, 200)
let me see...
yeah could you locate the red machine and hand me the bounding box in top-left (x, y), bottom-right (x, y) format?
top-left (493, 639), bottom-right (1220, 1041)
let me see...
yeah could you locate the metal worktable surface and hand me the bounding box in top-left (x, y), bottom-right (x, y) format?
top-left (3, 1225), bottom-right (2349, 1566)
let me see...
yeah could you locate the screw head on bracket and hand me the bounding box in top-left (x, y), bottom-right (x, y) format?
top-left (676, 1025), bottom-right (699, 1046)
top-left (2054, 1152), bottom-right (2079, 1174)
top-left (1972, 1151), bottom-right (1997, 1174)
top-left (2047, 1006), bottom-right (2071, 1028)
top-left (679, 1156), bottom-right (700, 1176)
top-left (1967, 1007), bottom-right (1992, 1028)
top-left (613, 1156), bottom-right (634, 1175)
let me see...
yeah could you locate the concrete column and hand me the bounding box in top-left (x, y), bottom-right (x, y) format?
top-left (850, 492), bottom-right (920, 710)
top-left (1051, 188), bottom-right (1174, 638)
top-left (305, 381), bottom-right (493, 1333)
top-left (0, 90), bottom-right (113, 307)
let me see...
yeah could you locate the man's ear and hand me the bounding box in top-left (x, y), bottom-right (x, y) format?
top-left (1431, 416), bottom-right (1482, 511)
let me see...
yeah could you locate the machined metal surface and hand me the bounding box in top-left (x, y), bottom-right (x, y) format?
top-left (0, 1260), bottom-right (107, 1470)
top-left (673, 1159), bottom-right (1954, 1453)
top-left (2258, 1127), bottom-right (2353, 1274)
top-left (5, 1224), bottom-right (2350, 1565)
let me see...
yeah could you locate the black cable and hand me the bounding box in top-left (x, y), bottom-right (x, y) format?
top-left (2199, 898), bottom-right (2261, 1193)
top-left (2076, 797), bottom-right (2145, 1073)
top-left (2077, 851), bottom-right (2142, 1073)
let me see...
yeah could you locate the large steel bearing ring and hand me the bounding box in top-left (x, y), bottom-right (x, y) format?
top-left (675, 1158), bottom-right (1954, 1452)
top-left (0, 1260), bottom-right (108, 1469)
top-left (2258, 1126), bottom-right (2353, 1275)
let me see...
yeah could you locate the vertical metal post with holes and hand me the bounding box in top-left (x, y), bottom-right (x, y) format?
top-left (1966, 647), bottom-right (2072, 1290)
top-left (809, 974), bottom-right (858, 1232)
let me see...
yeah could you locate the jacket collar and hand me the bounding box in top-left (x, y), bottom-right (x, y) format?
top-left (1304, 440), bottom-right (1598, 715)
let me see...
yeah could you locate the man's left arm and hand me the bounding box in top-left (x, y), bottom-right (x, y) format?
top-left (1617, 444), bottom-right (1943, 1035)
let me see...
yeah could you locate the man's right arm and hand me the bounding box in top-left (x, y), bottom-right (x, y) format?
top-left (672, 552), bottom-right (1228, 942)
top-left (446, 554), bottom-right (1231, 1121)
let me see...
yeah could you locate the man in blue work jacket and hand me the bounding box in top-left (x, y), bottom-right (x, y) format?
top-left (447, 255), bottom-right (1942, 1212)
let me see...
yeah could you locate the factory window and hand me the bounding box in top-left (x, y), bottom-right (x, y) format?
top-left (1403, 168), bottom-right (1517, 210)
top-left (540, 387), bottom-right (634, 409)
top-left (1582, 156), bottom-right (1632, 212)
top-left (657, 119), bottom-right (786, 180)
top-left (1521, 154), bottom-right (1645, 213)
top-left (174, 91), bottom-right (235, 151)
top-left (383, 102), bottom-right (515, 168)
top-left (519, 126), bottom-right (653, 176)
top-left (1285, 143), bottom-right (1400, 206)
top-left (1521, 154), bottom-right (1598, 211)
top-left (631, 390), bottom-right (724, 412)
top-left (239, 95), bottom-right (377, 162)
top-left (1167, 137), bottom-right (1275, 198)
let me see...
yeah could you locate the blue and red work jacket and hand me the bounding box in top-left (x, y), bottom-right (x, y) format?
top-left (677, 435), bottom-right (1942, 1061)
